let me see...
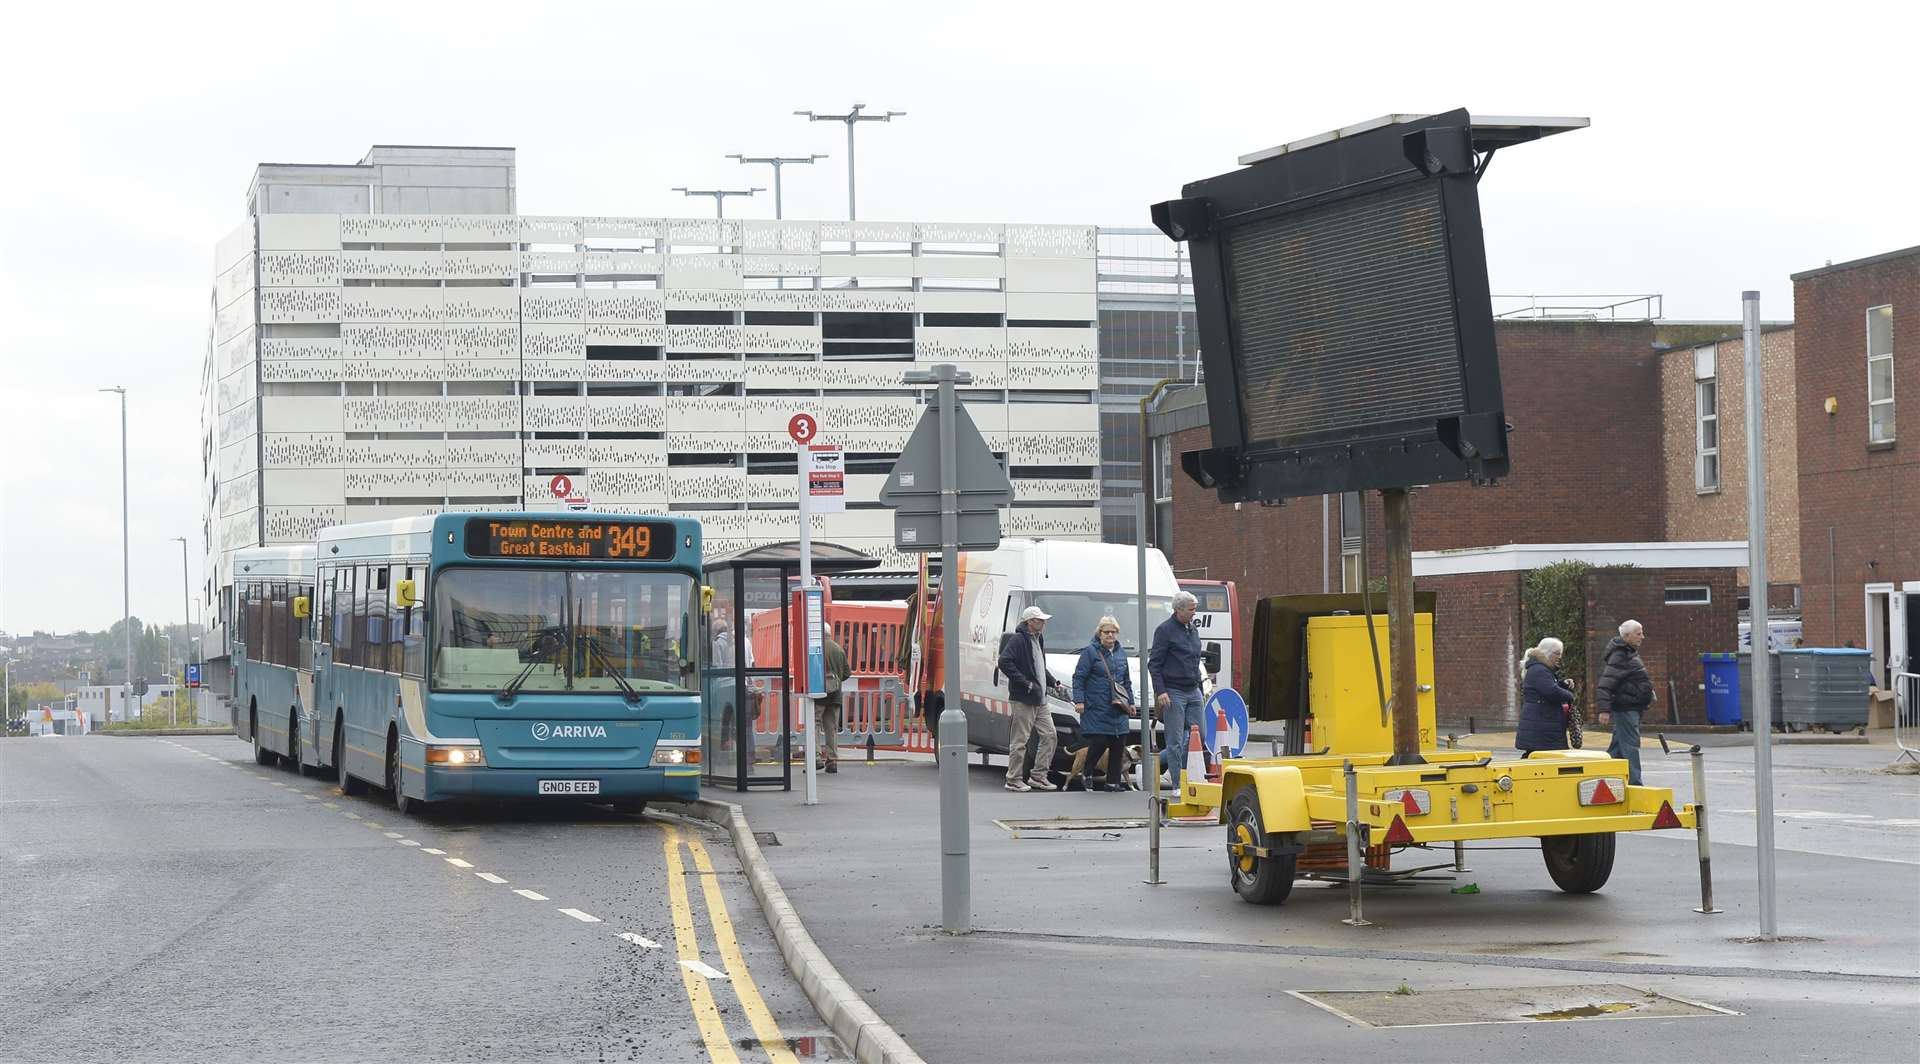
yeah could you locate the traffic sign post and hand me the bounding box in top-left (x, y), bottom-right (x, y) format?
top-left (885, 364), bottom-right (1013, 935)
top-left (185, 663), bottom-right (201, 689)
top-left (790, 411), bottom-right (824, 805)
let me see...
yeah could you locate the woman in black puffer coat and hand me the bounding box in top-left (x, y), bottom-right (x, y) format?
top-left (1517, 637), bottom-right (1578, 754)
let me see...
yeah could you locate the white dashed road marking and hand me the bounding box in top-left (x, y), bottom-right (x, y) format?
top-left (679, 959), bottom-right (728, 980)
top-left (445, 858), bottom-right (474, 869)
top-left (475, 872), bottom-right (508, 884)
top-left (344, 812), bottom-right (363, 820)
top-left (397, 840), bottom-right (421, 847)
top-left (559, 908), bottom-right (601, 923)
top-left (421, 848), bottom-right (446, 855)
top-left (384, 832), bottom-right (404, 838)
top-left (617, 932), bottom-right (662, 949)
top-left (514, 889), bottom-right (549, 901)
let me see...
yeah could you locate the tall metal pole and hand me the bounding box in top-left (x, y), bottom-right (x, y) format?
top-left (1137, 492), bottom-right (1162, 884)
top-left (101, 386), bottom-right (130, 724)
top-left (1742, 290), bottom-right (1779, 938)
top-left (800, 429), bottom-right (817, 806)
top-left (933, 364), bottom-right (970, 932)
top-left (671, 187), bottom-right (763, 221)
top-left (1321, 495), bottom-right (1331, 594)
top-left (727, 154), bottom-right (826, 220)
top-left (795, 104), bottom-right (905, 221)
top-left (173, 536), bottom-right (190, 728)
top-left (1381, 488), bottom-right (1423, 764)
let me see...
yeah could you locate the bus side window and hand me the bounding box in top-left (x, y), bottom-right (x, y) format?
top-left (366, 565), bottom-right (389, 673)
top-left (313, 568), bottom-right (327, 647)
top-left (248, 582), bottom-right (268, 663)
top-left (234, 582), bottom-right (248, 660)
top-left (336, 567), bottom-right (357, 668)
top-left (401, 565), bottom-right (425, 678)
top-left (267, 582), bottom-right (286, 668)
top-left (387, 563), bottom-right (406, 674)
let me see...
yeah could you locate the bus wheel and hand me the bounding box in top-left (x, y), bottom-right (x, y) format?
top-left (251, 707), bottom-right (273, 766)
top-left (1542, 832), bottom-right (1616, 893)
top-left (387, 734), bottom-right (416, 815)
top-left (333, 721), bottom-right (365, 796)
top-left (1227, 790), bottom-right (1296, 905)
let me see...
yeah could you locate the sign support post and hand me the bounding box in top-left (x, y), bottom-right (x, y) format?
top-left (790, 413), bottom-right (821, 806)
top-left (935, 367), bottom-right (969, 932)
top-left (1382, 488), bottom-right (1424, 765)
top-left (1137, 491), bottom-right (1163, 885)
top-left (1742, 290), bottom-right (1778, 938)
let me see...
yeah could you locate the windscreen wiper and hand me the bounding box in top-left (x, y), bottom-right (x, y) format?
top-left (498, 627), bottom-right (566, 702)
top-left (581, 635), bottom-right (641, 704)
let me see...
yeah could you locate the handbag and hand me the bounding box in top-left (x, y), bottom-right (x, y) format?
top-left (1559, 683), bottom-right (1584, 749)
top-left (1096, 646), bottom-right (1136, 715)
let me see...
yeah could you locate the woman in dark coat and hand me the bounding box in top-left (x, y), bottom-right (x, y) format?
top-left (1072, 616), bottom-right (1136, 792)
top-left (1517, 637), bottom-right (1578, 754)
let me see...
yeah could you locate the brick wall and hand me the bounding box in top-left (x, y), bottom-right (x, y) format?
top-left (1793, 251), bottom-right (1920, 647)
top-left (1581, 567), bottom-right (1739, 726)
top-left (1419, 571), bottom-right (1524, 724)
top-left (1661, 328), bottom-right (1800, 584)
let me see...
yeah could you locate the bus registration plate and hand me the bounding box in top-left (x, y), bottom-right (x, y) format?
top-left (539, 780), bottom-right (600, 796)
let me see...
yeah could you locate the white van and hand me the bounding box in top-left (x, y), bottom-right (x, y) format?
top-left (934, 538), bottom-right (1190, 770)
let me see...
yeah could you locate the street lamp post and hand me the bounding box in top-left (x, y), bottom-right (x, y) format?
top-left (794, 103), bottom-right (905, 221)
top-left (100, 386), bottom-right (129, 726)
top-left (670, 186), bottom-right (764, 221)
top-left (725, 154), bottom-right (827, 220)
top-left (171, 536), bottom-right (190, 727)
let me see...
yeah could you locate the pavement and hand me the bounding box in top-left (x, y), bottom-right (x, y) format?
top-left (729, 741), bottom-right (1920, 1063)
top-left (0, 733), bottom-right (841, 1063)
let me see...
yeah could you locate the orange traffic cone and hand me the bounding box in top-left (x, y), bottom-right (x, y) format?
top-left (1208, 707), bottom-right (1227, 783)
top-left (1184, 724), bottom-right (1207, 791)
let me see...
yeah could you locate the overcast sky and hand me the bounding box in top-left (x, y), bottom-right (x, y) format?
top-left (2, 0), bottom-right (1913, 635)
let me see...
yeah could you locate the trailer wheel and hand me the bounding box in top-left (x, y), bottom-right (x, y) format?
top-left (1541, 832), bottom-right (1616, 893)
top-left (1226, 790), bottom-right (1296, 905)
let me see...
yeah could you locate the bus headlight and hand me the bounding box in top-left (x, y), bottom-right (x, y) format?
top-left (651, 747), bottom-right (701, 766)
top-left (426, 745), bottom-right (486, 767)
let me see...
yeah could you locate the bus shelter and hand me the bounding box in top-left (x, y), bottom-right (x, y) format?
top-left (701, 541), bottom-right (880, 791)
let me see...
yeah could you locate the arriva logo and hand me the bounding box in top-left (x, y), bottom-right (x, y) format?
top-left (531, 723), bottom-right (606, 741)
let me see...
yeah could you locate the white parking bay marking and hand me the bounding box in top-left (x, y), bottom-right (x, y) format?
top-left (421, 848), bottom-right (446, 855)
top-left (514, 889), bottom-right (549, 901)
top-left (559, 908), bottom-right (602, 923)
top-left (618, 932), bottom-right (662, 949)
top-left (679, 959), bottom-right (729, 980)
top-left (475, 872), bottom-right (508, 884)
top-left (445, 857), bottom-right (474, 869)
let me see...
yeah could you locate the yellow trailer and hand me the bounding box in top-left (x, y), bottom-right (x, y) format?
top-left (1167, 596), bottom-right (1709, 915)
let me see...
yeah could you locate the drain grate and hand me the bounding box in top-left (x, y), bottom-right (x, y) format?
top-left (993, 817), bottom-right (1148, 839)
top-left (1290, 984), bottom-right (1736, 1028)
top-left (754, 831), bottom-right (781, 847)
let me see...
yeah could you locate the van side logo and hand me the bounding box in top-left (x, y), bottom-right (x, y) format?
top-left (531, 722), bottom-right (606, 741)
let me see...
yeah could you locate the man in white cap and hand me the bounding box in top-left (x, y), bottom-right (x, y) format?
top-left (997, 605), bottom-right (1066, 791)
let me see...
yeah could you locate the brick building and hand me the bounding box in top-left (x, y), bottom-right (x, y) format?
top-left (1148, 319), bottom-right (1757, 726)
top-left (1791, 246), bottom-right (1919, 692)
top-left (1659, 324), bottom-right (1800, 599)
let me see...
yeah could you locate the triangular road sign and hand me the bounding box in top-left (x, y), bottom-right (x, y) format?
top-left (879, 401), bottom-right (1013, 514)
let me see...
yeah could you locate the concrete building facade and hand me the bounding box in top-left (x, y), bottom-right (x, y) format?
top-left (203, 146), bottom-right (1102, 653)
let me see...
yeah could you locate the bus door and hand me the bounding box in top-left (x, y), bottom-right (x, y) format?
top-left (316, 566), bottom-right (345, 732)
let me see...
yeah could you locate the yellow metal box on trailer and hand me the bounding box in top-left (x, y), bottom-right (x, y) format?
top-left (1306, 613), bottom-right (1437, 754)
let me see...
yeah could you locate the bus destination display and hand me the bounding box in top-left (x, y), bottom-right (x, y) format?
top-left (465, 519), bottom-right (673, 560)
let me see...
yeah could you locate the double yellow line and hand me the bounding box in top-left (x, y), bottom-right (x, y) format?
top-left (663, 824), bottom-right (799, 1064)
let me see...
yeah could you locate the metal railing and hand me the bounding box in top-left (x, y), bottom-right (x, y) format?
top-left (1491, 293), bottom-right (1663, 322)
top-left (1896, 672), bottom-right (1919, 765)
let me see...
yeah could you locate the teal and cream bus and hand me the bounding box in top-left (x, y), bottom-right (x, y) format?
top-left (234, 512), bottom-right (705, 813)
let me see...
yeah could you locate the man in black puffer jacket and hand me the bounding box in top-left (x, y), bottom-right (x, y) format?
top-left (1595, 619), bottom-right (1653, 784)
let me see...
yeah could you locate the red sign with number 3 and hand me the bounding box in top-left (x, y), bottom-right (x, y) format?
top-left (787, 413), bottom-right (818, 444)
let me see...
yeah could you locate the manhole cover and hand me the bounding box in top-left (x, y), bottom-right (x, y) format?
top-left (994, 817), bottom-right (1147, 839)
top-left (1290, 984), bottom-right (1735, 1028)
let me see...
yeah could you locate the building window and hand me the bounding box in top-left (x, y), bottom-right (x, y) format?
top-left (1694, 346), bottom-right (1719, 492)
top-left (1664, 586), bottom-right (1712, 606)
top-left (1340, 491), bottom-right (1363, 592)
top-left (1867, 305), bottom-right (1895, 444)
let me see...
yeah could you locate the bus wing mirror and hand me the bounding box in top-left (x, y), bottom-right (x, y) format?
top-left (394, 580), bottom-right (418, 608)
top-left (1204, 642), bottom-right (1222, 675)
top-left (292, 596), bottom-right (311, 619)
top-left (701, 585), bottom-right (715, 615)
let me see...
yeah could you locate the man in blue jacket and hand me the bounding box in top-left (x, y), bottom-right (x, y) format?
top-left (1150, 591), bottom-right (1206, 786)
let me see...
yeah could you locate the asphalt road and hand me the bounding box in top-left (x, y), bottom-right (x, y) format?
top-left (0, 733), bottom-right (836, 1064)
top-left (733, 742), bottom-right (1920, 1063)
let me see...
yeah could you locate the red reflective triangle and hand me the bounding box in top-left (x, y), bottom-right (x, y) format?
top-left (1401, 790), bottom-right (1423, 814)
top-left (1382, 815), bottom-right (1416, 846)
top-left (1590, 779), bottom-right (1619, 805)
top-left (1651, 800), bottom-right (1684, 830)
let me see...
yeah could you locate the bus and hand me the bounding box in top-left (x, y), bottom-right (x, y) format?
top-left (231, 545), bottom-right (316, 765)
top-left (234, 512), bottom-right (705, 814)
top-left (1179, 579), bottom-right (1239, 693)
